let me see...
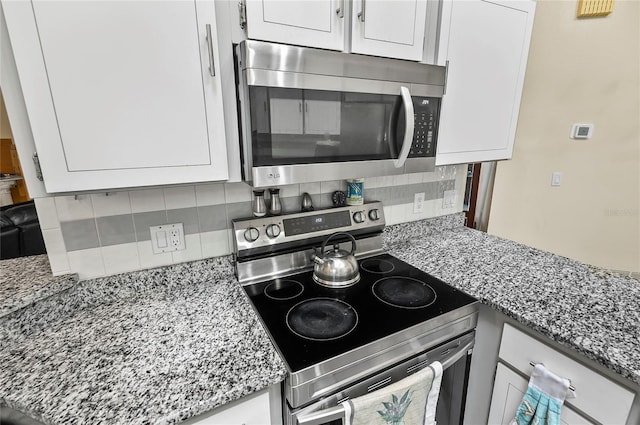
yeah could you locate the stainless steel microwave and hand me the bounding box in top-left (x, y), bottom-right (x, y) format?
top-left (235, 40), bottom-right (446, 187)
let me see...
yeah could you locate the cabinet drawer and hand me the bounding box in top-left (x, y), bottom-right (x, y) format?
top-left (499, 324), bottom-right (634, 425)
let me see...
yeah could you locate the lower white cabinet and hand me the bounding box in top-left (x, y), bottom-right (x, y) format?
top-left (488, 363), bottom-right (594, 424)
top-left (184, 388), bottom-right (276, 425)
top-left (489, 324), bottom-right (634, 425)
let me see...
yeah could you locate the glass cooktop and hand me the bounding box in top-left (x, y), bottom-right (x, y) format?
top-left (242, 253), bottom-right (477, 372)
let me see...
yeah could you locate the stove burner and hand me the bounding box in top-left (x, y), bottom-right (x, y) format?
top-left (360, 258), bottom-right (395, 274)
top-left (264, 279), bottom-right (304, 300)
top-left (372, 276), bottom-right (437, 309)
top-left (286, 298), bottom-right (358, 341)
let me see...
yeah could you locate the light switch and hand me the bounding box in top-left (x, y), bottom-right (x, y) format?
top-left (150, 223), bottom-right (185, 253)
top-left (551, 172), bottom-right (562, 186)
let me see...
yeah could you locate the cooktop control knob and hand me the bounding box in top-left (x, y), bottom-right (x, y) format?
top-left (266, 224), bottom-right (281, 239)
top-left (353, 211), bottom-right (366, 223)
top-left (244, 227), bottom-right (260, 242)
top-left (368, 209), bottom-right (380, 221)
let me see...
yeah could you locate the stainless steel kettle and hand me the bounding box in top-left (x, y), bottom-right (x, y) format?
top-left (311, 232), bottom-right (360, 288)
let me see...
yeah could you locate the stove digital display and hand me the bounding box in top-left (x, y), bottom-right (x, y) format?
top-left (283, 211), bottom-right (351, 236)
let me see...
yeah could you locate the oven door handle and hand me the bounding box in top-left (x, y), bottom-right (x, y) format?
top-left (393, 86), bottom-right (415, 168)
top-left (297, 404), bottom-right (346, 425)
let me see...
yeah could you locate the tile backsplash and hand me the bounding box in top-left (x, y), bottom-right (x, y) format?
top-left (36, 165), bottom-right (466, 279)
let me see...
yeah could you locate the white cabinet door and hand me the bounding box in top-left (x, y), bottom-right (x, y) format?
top-left (350, 0), bottom-right (428, 61)
top-left (435, 0), bottom-right (535, 165)
top-left (3, 0), bottom-right (228, 192)
top-left (186, 389), bottom-right (273, 425)
top-left (488, 363), bottom-right (595, 425)
top-left (245, 0), bottom-right (345, 51)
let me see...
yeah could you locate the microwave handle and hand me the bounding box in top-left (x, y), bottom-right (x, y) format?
top-left (393, 86), bottom-right (415, 168)
top-left (297, 404), bottom-right (345, 425)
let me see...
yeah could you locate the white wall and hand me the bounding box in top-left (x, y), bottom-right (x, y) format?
top-left (488, 0), bottom-right (640, 273)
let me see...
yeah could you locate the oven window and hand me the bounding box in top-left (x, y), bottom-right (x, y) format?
top-left (249, 87), bottom-right (409, 166)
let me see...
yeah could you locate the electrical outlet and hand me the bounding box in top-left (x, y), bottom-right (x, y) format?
top-left (150, 223), bottom-right (185, 254)
top-left (442, 190), bottom-right (457, 209)
top-left (413, 192), bottom-right (426, 213)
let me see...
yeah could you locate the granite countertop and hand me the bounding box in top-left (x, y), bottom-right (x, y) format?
top-left (0, 256), bottom-right (287, 425)
top-left (384, 219), bottom-right (640, 387)
top-left (0, 255), bottom-right (78, 318)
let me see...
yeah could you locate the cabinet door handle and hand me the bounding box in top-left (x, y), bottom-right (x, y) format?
top-left (205, 24), bottom-right (215, 77)
top-left (357, 0), bottom-right (366, 22)
top-left (336, 0), bottom-right (344, 18)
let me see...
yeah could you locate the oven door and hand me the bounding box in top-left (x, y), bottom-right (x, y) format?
top-left (289, 331), bottom-right (475, 425)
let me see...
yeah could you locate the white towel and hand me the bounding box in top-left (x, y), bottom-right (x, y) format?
top-left (342, 361), bottom-right (443, 425)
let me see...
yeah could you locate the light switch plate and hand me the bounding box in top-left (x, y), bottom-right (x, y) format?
top-left (443, 190), bottom-right (457, 209)
top-left (413, 192), bottom-right (425, 213)
top-left (150, 223), bottom-right (185, 254)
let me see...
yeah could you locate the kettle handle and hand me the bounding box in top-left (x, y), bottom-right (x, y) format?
top-left (320, 232), bottom-right (357, 256)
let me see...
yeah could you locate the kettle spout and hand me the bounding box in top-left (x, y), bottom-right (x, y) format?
top-left (310, 252), bottom-right (325, 265)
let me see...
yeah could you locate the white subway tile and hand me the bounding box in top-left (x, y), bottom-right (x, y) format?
top-left (34, 197), bottom-right (60, 230)
top-left (195, 183), bottom-right (226, 206)
top-left (299, 182), bottom-right (321, 195)
top-left (91, 192), bottom-right (131, 217)
top-left (393, 174), bottom-right (409, 186)
top-left (164, 186), bottom-right (197, 210)
top-left (67, 248), bottom-right (106, 279)
top-left (172, 234), bottom-right (203, 263)
top-left (363, 177), bottom-right (381, 189)
top-left (224, 182), bottom-right (252, 203)
top-left (377, 175), bottom-right (395, 187)
top-left (55, 195), bottom-right (94, 221)
top-left (130, 188), bottom-right (165, 213)
top-left (201, 229), bottom-right (231, 258)
top-left (101, 243), bottom-right (140, 275)
top-left (273, 184), bottom-right (299, 198)
top-left (41, 228), bottom-right (70, 273)
top-left (320, 180), bottom-right (344, 194)
top-left (423, 171), bottom-right (438, 183)
top-left (137, 240), bottom-right (173, 269)
top-left (408, 173), bottom-right (423, 184)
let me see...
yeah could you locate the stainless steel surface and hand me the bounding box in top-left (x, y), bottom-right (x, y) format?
top-left (336, 0), bottom-right (345, 18)
top-left (249, 158), bottom-right (435, 187)
top-left (311, 232), bottom-right (361, 288)
top-left (284, 306), bottom-right (478, 408)
top-left (32, 153), bottom-right (43, 181)
top-left (205, 24), bottom-right (215, 77)
top-left (237, 40), bottom-right (446, 92)
top-left (529, 362), bottom-right (576, 391)
top-left (358, 0), bottom-right (366, 21)
top-left (237, 0), bottom-right (246, 29)
top-left (393, 86), bottom-right (415, 168)
top-left (235, 234), bottom-right (384, 285)
top-left (292, 331), bottom-right (476, 425)
top-left (268, 188), bottom-right (282, 215)
top-left (233, 203), bottom-right (385, 257)
top-left (444, 59), bottom-right (450, 95)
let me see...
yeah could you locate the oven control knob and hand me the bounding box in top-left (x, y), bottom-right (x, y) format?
top-left (353, 211), bottom-right (366, 223)
top-left (266, 224), bottom-right (281, 239)
top-left (368, 209), bottom-right (380, 221)
top-left (243, 227), bottom-right (260, 242)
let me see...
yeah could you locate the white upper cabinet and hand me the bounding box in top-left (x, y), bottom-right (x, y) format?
top-left (245, 0), bottom-right (346, 51)
top-left (350, 0), bottom-right (428, 61)
top-left (2, 0), bottom-right (229, 192)
top-left (244, 0), bottom-right (428, 61)
top-left (435, 0), bottom-right (536, 165)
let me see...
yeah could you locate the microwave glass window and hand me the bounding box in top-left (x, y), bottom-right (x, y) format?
top-left (248, 87), bottom-right (439, 167)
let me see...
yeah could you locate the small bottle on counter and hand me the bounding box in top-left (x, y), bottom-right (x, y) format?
top-left (252, 190), bottom-right (267, 217)
top-left (346, 178), bottom-right (364, 205)
top-left (268, 188), bottom-right (282, 215)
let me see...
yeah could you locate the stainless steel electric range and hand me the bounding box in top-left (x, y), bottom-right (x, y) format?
top-left (233, 202), bottom-right (478, 425)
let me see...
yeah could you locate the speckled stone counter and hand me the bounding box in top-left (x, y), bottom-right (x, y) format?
top-left (384, 218), bottom-right (640, 387)
top-left (0, 255), bottom-right (77, 318)
top-left (0, 256), bottom-right (287, 425)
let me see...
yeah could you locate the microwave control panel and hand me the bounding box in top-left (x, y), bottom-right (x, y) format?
top-left (409, 97), bottom-right (440, 158)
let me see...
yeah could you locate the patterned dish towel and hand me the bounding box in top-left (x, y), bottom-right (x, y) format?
top-left (342, 361), bottom-right (443, 425)
top-left (511, 364), bottom-right (572, 425)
